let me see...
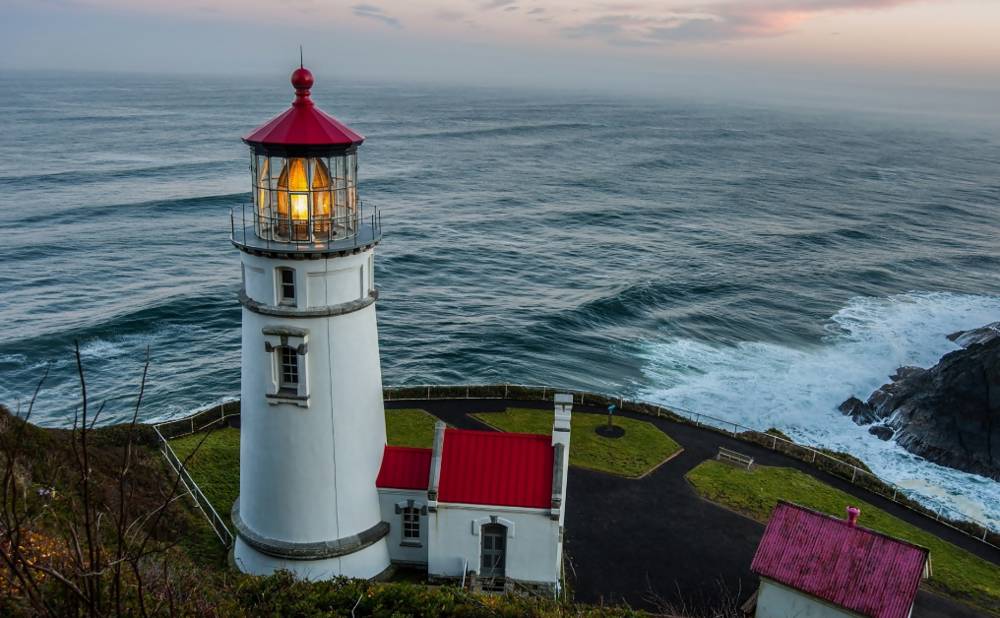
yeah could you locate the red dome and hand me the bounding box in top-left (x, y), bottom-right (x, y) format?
top-left (243, 66), bottom-right (364, 151)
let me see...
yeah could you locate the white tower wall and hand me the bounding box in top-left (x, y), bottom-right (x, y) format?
top-left (233, 248), bottom-right (390, 580)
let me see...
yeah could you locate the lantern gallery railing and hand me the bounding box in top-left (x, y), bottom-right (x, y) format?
top-left (230, 201), bottom-right (382, 253)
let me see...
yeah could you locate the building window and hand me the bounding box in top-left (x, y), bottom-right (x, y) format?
top-left (401, 506), bottom-right (420, 542)
top-left (278, 346), bottom-right (299, 391)
top-left (277, 267), bottom-right (295, 305)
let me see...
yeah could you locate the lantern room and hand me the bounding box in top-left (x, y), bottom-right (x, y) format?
top-left (240, 66), bottom-right (371, 246)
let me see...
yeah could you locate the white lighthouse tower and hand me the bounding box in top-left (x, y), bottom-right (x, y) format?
top-left (230, 65), bottom-right (390, 580)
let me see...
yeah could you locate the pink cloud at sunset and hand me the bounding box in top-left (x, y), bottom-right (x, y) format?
top-left (2, 0), bottom-right (999, 95)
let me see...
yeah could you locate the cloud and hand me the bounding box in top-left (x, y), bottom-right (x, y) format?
top-left (561, 0), bottom-right (920, 46)
top-left (352, 3), bottom-right (401, 28)
top-left (481, 0), bottom-right (516, 9)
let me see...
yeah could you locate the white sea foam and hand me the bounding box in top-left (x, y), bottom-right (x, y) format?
top-left (639, 291), bottom-right (1000, 529)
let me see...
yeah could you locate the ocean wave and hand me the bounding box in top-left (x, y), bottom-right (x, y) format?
top-left (10, 192), bottom-right (247, 228)
top-left (639, 291), bottom-right (1000, 527)
top-left (0, 160), bottom-right (240, 188)
top-left (389, 122), bottom-right (597, 141)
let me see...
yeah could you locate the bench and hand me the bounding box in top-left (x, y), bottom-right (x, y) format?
top-left (717, 447), bottom-right (754, 470)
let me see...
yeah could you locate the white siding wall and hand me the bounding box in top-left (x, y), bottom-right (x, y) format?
top-left (427, 504), bottom-right (561, 586)
top-left (756, 579), bottom-right (867, 618)
top-left (378, 489), bottom-right (430, 565)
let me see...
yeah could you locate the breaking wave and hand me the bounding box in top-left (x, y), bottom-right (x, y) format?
top-left (639, 291), bottom-right (1000, 527)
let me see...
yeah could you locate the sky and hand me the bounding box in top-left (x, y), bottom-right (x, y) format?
top-left (3, 0), bottom-right (999, 106)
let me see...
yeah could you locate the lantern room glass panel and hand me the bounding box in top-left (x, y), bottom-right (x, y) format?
top-left (249, 152), bottom-right (359, 243)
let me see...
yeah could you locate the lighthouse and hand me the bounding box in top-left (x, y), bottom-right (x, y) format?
top-left (230, 65), bottom-right (390, 580)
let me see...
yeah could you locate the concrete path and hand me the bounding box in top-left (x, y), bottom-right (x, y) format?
top-left (388, 398), bottom-right (998, 617)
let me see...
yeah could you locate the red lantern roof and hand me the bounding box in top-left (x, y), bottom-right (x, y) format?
top-left (243, 66), bottom-right (364, 150)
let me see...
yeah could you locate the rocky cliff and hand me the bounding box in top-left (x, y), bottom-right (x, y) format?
top-left (838, 322), bottom-right (1000, 480)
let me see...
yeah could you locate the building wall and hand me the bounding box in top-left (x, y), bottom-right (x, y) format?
top-left (755, 579), bottom-right (867, 618)
top-left (378, 489), bottom-right (430, 566)
top-left (427, 503), bottom-right (562, 586)
top-left (236, 248), bottom-right (389, 579)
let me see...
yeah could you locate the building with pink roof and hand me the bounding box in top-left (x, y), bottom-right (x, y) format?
top-left (747, 501), bottom-right (929, 618)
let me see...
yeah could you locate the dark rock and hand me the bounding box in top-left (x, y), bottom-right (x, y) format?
top-left (890, 366), bottom-right (927, 382)
top-left (838, 332), bottom-right (1000, 481)
top-left (947, 322), bottom-right (1000, 348)
top-left (838, 396), bottom-right (878, 424)
top-left (869, 425), bottom-right (894, 441)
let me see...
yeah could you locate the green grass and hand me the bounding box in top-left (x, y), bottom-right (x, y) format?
top-left (166, 427), bottom-right (242, 567)
top-left (385, 408), bottom-right (439, 448)
top-left (686, 460), bottom-right (1000, 614)
top-left (171, 428), bottom-right (242, 523)
top-left (472, 408), bottom-right (681, 478)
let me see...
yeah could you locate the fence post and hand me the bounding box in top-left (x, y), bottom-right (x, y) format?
top-left (427, 386), bottom-right (431, 399)
top-left (772, 435), bottom-right (777, 449)
top-left (851, 467), bottom-right (857, 483)
top-left (811, 451), bottom-right (816, 463)
top-left (466, 386), bottom-right (470, 399)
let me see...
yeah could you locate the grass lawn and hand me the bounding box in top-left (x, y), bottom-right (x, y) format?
top-left (385, 408), bottom-right (439, 448)
top-left (472, 408), bottom-right (681, 478)
top-left (171, 427), bottom-right (241, 525)
top-left (686, 460), bottom-right (1000, 614)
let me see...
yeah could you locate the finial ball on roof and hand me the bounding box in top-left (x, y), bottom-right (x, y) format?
top-left (291, 67), bottom-right (314, 91)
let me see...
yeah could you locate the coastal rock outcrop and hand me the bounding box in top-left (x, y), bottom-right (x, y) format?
top-left (838, 322), bottom-right (1000, 480)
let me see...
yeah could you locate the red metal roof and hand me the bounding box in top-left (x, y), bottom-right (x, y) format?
top-left (438, 428), bottom-right (553, 509)
top-left (243, 66), bottom-right (364, 149)
top-left (376, 446), bottom-right (431, 491)
top-left (751, 502), bottom-right (928, 618)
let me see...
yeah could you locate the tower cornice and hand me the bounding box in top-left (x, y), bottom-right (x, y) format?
top-left (239, 289), bottom-right (378, 319)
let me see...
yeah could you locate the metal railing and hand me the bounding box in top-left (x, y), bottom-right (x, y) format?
top-left (153, 406), bottom-right (237, 547)
top-left (155, 384), bottom-right (999, 551)
top-left (230, 200), bottom-right (381, 251)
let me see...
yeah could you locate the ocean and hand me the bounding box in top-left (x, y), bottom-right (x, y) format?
top-left (1, 71), bottom-right (998, 528)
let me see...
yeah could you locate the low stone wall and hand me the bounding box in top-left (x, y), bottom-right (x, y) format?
top-left (153, 384), bottom-right (999, 549)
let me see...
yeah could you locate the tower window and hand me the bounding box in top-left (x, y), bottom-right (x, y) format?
top-left (279, 346), bottom-right (299, 390)
top-left (277, 268), bottom-right (296, 305)
top-left (401, 506), bottom-right (421, 542)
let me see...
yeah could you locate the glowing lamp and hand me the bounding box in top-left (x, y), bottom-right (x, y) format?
top-left (242, 65), bottom-right (364, 244)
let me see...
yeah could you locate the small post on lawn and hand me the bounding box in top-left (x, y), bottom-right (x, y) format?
top-left (607, 403), bottom-right (616, 430)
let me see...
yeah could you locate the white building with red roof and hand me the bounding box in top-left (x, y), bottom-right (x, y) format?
top-left (376, 394), bottom-right (573, 594)
top-left (747, 501), bottom-right (930, 618)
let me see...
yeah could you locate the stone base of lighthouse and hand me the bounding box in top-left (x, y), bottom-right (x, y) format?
top-left (233, 533), bottom-right (391, 581)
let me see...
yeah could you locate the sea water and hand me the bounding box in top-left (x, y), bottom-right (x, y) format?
top-left (1, 71), bottom-right (998, 527)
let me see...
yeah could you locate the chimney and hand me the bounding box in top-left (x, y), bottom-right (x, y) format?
top-left (847, 506), bottom-right (861, 527)
top-left (550, 394), bottom-right (573, 521)
top-left (427, 421), bottom-right (446, 512)
top-left (552, 393), bottom-right (573, 445)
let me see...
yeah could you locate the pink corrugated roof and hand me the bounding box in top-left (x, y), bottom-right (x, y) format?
top-left (376, 446), bottom-right (431, 490)
top-left (751, 501), bottom-right (928, 618)
top-left (438, 429), bottom-right (553, 509)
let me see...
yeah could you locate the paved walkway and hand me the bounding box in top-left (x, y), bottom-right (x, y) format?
top-left (389, 398), bottom-right (999, 617)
